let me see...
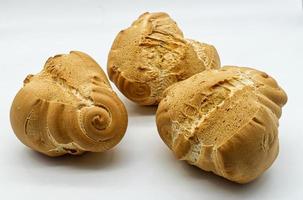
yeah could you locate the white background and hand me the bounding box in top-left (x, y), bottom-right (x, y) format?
top-left (1, 0), bottom-right (302, 199)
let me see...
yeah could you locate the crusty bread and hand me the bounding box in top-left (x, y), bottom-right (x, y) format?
top-left (107, 12), bottom-right (220, 105)
top-left (156, 66), bottom-right (287, 183)
top-left (10, 51), bottom-right (128, 157)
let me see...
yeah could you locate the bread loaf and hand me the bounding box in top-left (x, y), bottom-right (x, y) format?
top-left (156, 66), bottom-right (287, 183)
top-left (10, 51), bottom-right (128, 156)
top-left (108, 12), bottom-right (220, 105)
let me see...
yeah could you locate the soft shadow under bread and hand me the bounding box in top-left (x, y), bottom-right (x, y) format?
top-left (24, 148), bottom-right (122, 170)
top-left (181, 161), bottom-right (271, 194)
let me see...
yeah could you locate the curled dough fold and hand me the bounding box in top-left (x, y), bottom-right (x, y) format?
top-left (10, 51), bottom-right (128, 156)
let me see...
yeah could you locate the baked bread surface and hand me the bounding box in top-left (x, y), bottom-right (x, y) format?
top-left (108, 12), bottom-right (220, 105)
top-left (10, 51), bottom-right (128, 156)
top-left (156, 66), bottom-right (287, 183)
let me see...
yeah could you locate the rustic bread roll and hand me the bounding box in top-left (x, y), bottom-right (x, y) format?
top-left (156, 66), bottom-right (287, 183)
top-left (10, 51), bottom-right (128, 157)
top-left (108, 12), bottom-right (220, 105)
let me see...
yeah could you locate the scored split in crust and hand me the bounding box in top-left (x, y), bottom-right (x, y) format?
top-left (108, 12), bottom-right (220, 105)
top-left (10, 51), bottom-right (128, 157)
top-left (156, 66), bottom-right (287, 183)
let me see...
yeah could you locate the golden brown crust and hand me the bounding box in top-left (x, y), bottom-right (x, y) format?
top-left (107, 12), bottom-right (220, 105)
top-left (185, 39), bottom-right (221, 70)
top-left (10, 51), bottom-right (128, 157)
top-left (156, 66), bottom-right (287, 183)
